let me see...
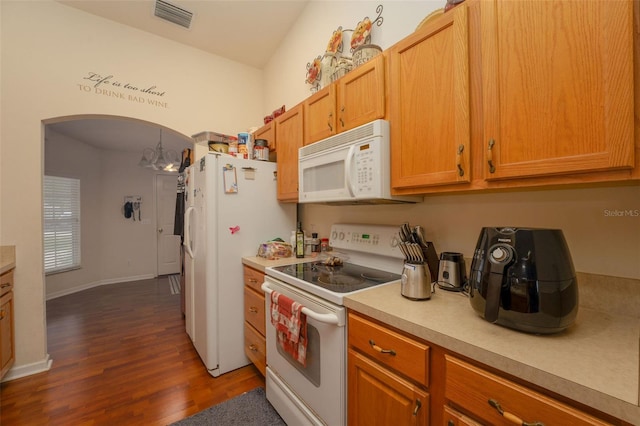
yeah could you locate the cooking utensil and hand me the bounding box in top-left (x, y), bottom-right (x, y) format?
top-left (401, 263), bottom-right (431, 300)
top-left (398, 240), bottom-right (410, 261)
top-left (414, 225), bottom-right (427, 248)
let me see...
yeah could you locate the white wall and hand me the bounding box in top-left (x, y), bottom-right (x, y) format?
top-left (263, 0), bottom-right (640, 280)
top-left (0, 0), bottom-right (265, 377)
top-left (45, 128), bottom-right (173, 299)
top-left (263, 0), bottom-right (442, 112)
top-left (44, 129), bottom-right (104, 297)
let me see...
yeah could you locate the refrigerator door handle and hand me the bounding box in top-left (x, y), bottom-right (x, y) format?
top-left (184, 206), bottom-right (195, 259)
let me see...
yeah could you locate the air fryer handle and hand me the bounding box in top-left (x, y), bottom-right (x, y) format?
top-left (484, 273), bottom-right (503, 323)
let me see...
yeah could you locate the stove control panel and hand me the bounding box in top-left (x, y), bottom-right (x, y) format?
top-left (329, 223), bottom-right (403, 259)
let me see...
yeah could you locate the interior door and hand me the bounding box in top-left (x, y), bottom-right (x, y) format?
top-left (156, 174), bottom-right (180, 276)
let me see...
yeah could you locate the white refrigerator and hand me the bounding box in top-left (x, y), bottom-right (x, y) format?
top-left (183, 153), bottom-right (296, 377)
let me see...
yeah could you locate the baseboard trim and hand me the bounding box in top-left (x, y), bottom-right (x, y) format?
top-left (1, 354), bottom-right (52, 382)
top-left (46, 274), bottom-right (156, 300)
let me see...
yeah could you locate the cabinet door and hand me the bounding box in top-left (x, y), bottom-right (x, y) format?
top-left (275, 104), bottom-right (304, 202)
top-left (304, 84), bottom-right (337, 145)
top-left (481, 0), bottom-right (634, 180)
top-left (443, 405), bottom-right (483, 426)
top-left (349, 349), bottom-right (429, 426)
top-left (0, 291), bottom-right (14, 378)
top-left (338, 54), bottom-right (385, 132)
top-left (254, 122), bottom-right (276, 153)
top-left (390, 5), bottom-right (471, 191)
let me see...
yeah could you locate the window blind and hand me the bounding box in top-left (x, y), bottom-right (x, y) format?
top-left (44, 175), bottom-right (81, 273)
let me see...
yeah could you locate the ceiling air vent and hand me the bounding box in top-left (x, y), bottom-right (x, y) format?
top-left (154, 0), bottom-right (193, 29)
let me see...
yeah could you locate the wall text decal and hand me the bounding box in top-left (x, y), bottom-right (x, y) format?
top-left (77, 72), bottom-right (169, 109)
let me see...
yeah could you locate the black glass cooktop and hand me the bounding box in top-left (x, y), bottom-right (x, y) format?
top-left (271, 261), bottom-right (401, 293)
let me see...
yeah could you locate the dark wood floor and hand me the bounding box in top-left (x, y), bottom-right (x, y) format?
top-left (0, 277), bottom-right (264, 425)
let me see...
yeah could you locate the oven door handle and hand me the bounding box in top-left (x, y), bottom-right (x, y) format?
top-left (262, 282), bottom-right (343, 326)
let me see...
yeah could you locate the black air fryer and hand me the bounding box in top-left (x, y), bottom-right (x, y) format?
top-left (469, 227), bottom-right (578, 334)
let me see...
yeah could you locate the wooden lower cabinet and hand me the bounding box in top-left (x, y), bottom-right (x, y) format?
top-left (348, 349), bottom-right (429, 425)
top-left (0, 269), bottom-right (15, 379)
top-left (443, 406), bottom-right (482, 426)
top-left (444, 355), bottom-right (613, 426)
top-left (348, 311), bottom-right (625, 426)
top-left (243, 265), bottom-right (266, 376)
top-left (348, 312), bottom-right (430, 425)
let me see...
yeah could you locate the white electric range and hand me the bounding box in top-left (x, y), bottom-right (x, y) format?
top-left (262, 223), bottom-right (404, 426)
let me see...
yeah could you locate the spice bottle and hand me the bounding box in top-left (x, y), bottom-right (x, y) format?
top-left (320, 238), bottom-right (330, 253)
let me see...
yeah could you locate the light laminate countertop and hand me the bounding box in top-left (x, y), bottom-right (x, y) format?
top-left (242, 255), bottom-right (639, 423)
top-left (344, 282), bottom-right (640, 424)
top-left (0, 246), bottom-right (16, 275)
top-left (242, 255), bottom-right (317, 271)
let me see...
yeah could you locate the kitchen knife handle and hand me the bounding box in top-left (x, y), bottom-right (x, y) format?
top-left (488, 399), bottom-right (545, 426)
top-left (369, 339), bottom-right (396, 356)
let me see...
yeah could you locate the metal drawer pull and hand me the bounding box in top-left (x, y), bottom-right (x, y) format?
top-left (413, 399), bottom-right (422, 416)
top-left (248, 278), bottom-right (258, 283)
top-left (488, 399), bottom-right (544, 426)
top-left (456, 144), bottom-right (465, 176)
top-left (487, 139), bottom-right (496, 173)
top-left (328, 112), bottom-right (333, 131)
top-left (249, 344), bottom-right (258, 352)
top-left (368, 339), bottom-right (396, 356)
top-left (249, 306), bottom-right (258, 313)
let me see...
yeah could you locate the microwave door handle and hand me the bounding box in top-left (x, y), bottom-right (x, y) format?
top-left (183, 206), bottom-right (195, 259)
top-left (261, 282), bottom-right (343, 326)
top-left (344, 145), bottom-right (357, 197)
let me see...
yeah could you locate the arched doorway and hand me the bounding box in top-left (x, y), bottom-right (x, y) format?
top-left (43, 114), bottom-right (193, 300)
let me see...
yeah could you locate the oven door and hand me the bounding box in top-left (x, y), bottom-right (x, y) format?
top-left (262, 276), bottom-right (346, 426)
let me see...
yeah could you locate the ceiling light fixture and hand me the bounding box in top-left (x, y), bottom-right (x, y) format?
top-left (138, 129), bottom-right (179, 172)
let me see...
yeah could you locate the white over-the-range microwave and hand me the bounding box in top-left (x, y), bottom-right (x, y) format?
top-left (298, 119), bottom-right (422, 205)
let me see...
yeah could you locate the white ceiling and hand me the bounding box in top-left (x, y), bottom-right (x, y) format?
top-left (48, 0), bottom-right (309, 155)
top-left (47, 117), bottom-right (194, 155)
top-left (57, 0), bottom-right (309, 69)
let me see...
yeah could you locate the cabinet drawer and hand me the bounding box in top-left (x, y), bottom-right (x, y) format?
top-left (348, 312), bottom-right (429, 386)
top-left (0, 270), bottom-right (13, 297)
top-left (244, 286), bottom-right (265, 334)
top-left (243, 265), bottom-right (265, 293)
top-left (444, 355), bottom-right (611, 425)
top-left (244, 322), bottom-right (266, 376)
top-left (443, 405), bottom-right (482, 426)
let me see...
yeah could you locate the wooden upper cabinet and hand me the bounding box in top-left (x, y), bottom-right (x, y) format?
top-left (337, 54), bottom-right (386, 133)
top-left (389, 4), bottom-right (471, 190)
top-left (304, 84), bottom-right (337, 145)
top-left (304, 55), bottom-right (386, 145)
top-left (275, 104), bottom-right (304, 202)
top-left (253, 121), bottom-right (276, 153)
top-left (481, 0), bottom-right (635, 181)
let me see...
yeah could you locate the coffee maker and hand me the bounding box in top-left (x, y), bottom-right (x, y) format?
top-left (469, 227), bottom-right (578, 334)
